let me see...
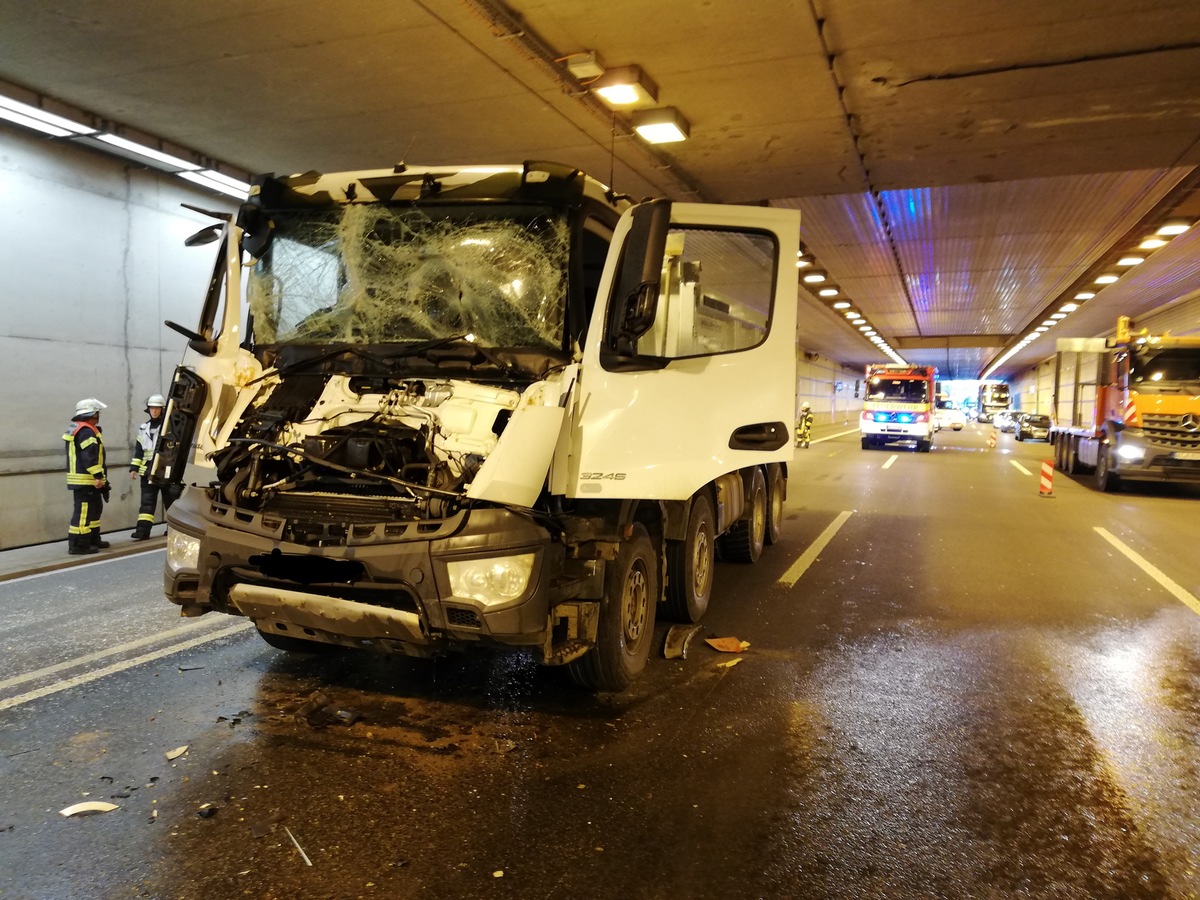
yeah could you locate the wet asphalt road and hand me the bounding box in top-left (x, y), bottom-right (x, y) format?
top-left (2, 425), bottom-right (1198, 900)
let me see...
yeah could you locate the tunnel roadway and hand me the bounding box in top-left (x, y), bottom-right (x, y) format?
top-left (1, 423), bottom-right (1198, 900)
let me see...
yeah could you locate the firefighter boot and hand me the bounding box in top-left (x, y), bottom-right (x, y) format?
top-left (68, 534), bottom-right (99, 555)
top-left (90, 531), bottom-right (112, 550)
top-left (131, 522), bottom-right (152, 541)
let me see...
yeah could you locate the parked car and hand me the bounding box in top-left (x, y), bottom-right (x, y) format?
top-left (994, 410), bottom-right (1020, 433)
top-left (934, 402), bottom-right (967, 431)
top-left (1014, 413), bottom-right (1051, 441)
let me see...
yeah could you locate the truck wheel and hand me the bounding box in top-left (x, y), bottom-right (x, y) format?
top-left (568, 525), bottom-right (658, 691)
top-left (765, 465), bottom-right (785, 546)
top-left (257, 628), bottom-right (340, 654)
top-left (719, 468), bottom-right (766, 563)
top-left (861, 437), bottom-right (872, 450)
top-left (916, 439), bottom-right (931, 453)
top-left (664, 494), bottom-right (715, 623)
top-left (1095, 446), bottom-right (1121, 493)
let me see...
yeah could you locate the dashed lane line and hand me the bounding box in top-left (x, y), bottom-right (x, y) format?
top-left (1010, 460), bottom-right (1033, 476)
top-left (778, 510), bottom-right (854, 588)
top-left (882, 454), bottom-right (899, 469)
top-left (0, 621), bottom-right (252, 712)
top-left (1094, 527), bottom-right (1200, 617)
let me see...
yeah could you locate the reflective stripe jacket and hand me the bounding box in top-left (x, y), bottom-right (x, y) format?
top-left (63, 421), bottom-right (106, 488)
top-left (130, 419), bottom-right (161, 477)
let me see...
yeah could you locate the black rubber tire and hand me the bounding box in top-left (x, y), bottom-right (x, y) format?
top-left (664, 494), bottom-right (715, 623)
top-left (765, 465), bottom-right (785, 546)
top-left (1015, 429), bottom-right (1024, 441)
top-left (720, 468), bottom-right (766, 564)
top-left (257, 628), bottom-right (340, 654)
top-left (861, 437), bottom-right (872, 450)
top-left (916, 439), bottom-right (931, 453)
top-left (1095, 445), bottom-right (1121, 493)
top-left (568, 525), bottom-right (658, 691)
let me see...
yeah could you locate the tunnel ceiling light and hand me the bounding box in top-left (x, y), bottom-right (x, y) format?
top-left (0, 94), bottom-right (97, 137)
top-left (1041, 320), bottom-right (1056, 326)
top-left (1156, 222), bottom-right (1191, 236)
top-left (859, 325), bottom-right (873, 332)
top-left (1138, 238), bottom-right (1168, 250)
top-left (795, 253), bottom-right (812, 268)
top-left (92, 133), bottom-right (201, 171)
top-left (1027, 332), bottom-right (1040, 340)
top-left (844, 310), bottom-right (859, 318)
top-left (852, 318), bottom-right (866, 325)
top-left (818, 288), bottom-right (839, 297)
top-left (832, 301), bottom-right (851, 309)
top-left (1095, 274), bottom-right (1119, 284)
top-left (1035, 326), bottom-right (1049, 332)
top-left (803, 272), bottom-right (826, 283)
top-left (1117, 256), bottom-right (1144, 266)
top-left (1051, 312), bottom-right (1067, 319)
top-left (592, 66), bottom-right (658, 108)
top-left (631, 107), bottom-right (689, 143)
top-left (178, 170), bottom-right (248, 199)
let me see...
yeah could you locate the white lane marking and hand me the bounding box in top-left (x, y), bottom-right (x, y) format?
top-left (811, 427), bottom-right (860, 445)
top-left (0, 616), bottom-right (238, 692)
top-left (2, 547), bottom-right (164, 585)
top-left (0, 622), bottom-right (252, 712)
top-left (778, 510), bottom-right (854, 588)
top-left (1094, 527), bottom-right (1200, 617)
top-left (1010, 460), bottom-right (1033, 476)
top-left (882, 454), bottom-right (899, 469)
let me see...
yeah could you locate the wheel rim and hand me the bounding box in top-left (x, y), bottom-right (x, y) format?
top-left (622, 563), bottom-right (649, 645)
top-left (752, 490), bottom-right (766, 544)
top-left (693, 527), bottom-right (711, 596)
top-left (771, 489), bottom-right (783, 532)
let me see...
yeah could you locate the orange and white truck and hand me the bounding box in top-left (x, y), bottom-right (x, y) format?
top-left (1050, 316), bottom-right (1200, 491)
top-left (860, 364), bottom-right (937, 452)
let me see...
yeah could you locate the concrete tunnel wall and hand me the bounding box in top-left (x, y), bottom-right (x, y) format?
top-left (0, 127), bottom-right (232, 549)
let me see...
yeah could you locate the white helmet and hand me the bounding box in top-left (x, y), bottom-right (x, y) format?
top-left (73, 398), bottom-right (107, 418)
top-left (801, 402), bottom-right (811, 410)
top-left (146, 394), bottom-right (167, 409)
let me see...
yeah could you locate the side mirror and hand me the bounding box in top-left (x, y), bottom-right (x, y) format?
top-left (184, 224), bottom-right (222, 247)
top-left (607, 200), bottom-right (671, 353)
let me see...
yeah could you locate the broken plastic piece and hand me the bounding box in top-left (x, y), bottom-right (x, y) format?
top-left (59, 801), bottom-right (119, 817)
top-left (165, 745), bottom-right (189, 761)
top-left (664, 624), bottom-right (704, 659)
top-left (285, 826), bottom-right (314, 866)
top-left (716, 657), bottom-right (743, 668)
top-left (705, 636), bottom-right (748, 653)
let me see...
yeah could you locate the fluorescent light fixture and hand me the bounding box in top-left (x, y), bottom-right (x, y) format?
top-left (803, 273), bottom-right (826, 283)
top-left (94, 133), bottom-right (201, 171)
top-left (1138, 238), bottom-right (1167, 250)
top-left (1071, 293), bottom-right (1092, 301)
top-left (1051, 313), bottom-right (1067, 319)
top-left (0, 95), bottom-right (96, 137)
top-left (1035, 326), bottom-right (1049, 333)
top-left (197, 169), bottom-right (250, 193)
top-left (1117, 256), bottom-right (1144, 266)
top-left (858, 325), bottom-right (872, 332)
top-left (178, 170), bottom-right (248, 199)
top-left (1094, 274), bottom-right (1119, 284)
top-left (631, 106), bottom-right (689, 143)
top-left (592, 66), bottom-right (658, 107)
top-left (852, 318), bottom-right (866, 325)
top-left (1041, 320), bottom-right (1056, 326)
top-left (832, 301), bottom-right (851, 309)
top-left (1027, 332), bottom-right (1040, 340)
top-left (1156, 223), bottom-right (1191, 236)
top-left (818, 288), bottom-right (839, 297)
top-left (795, 253), bottom-right (811, 268)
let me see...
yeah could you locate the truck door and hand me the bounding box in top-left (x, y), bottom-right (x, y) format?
top-left (566, 202), bottom-right (800, 501)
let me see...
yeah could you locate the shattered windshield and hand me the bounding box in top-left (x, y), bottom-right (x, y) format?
top-left (246, 203), bottom-right (569, 350)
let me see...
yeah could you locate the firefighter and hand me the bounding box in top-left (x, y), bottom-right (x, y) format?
top-left (129, 393), bottom-right (176, 540)
top-left (796, 401), bottom-right (814, 448)
top-left (63, 398), bottom-right (110, 555)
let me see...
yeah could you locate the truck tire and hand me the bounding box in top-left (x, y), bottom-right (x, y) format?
top-left (1095, 445), bottom-right (1121, 493)
top-left (257, 628), bottom-right (340, 654)
top-left (568, 525), bottom-right (657, 691)
top-left (765, 465), bottom-right (785, 546)
top-left (664, 494), bottom-right (715, 623)
top-left (719, 468), bottom-right (766, 563)
top-left (916, 439), bottom-right (931, 453)
top-left (861, 437), bottom-right (873, 450)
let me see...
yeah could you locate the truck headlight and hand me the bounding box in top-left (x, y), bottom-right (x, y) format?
top-left (1116, 444), bottom-right (1145, 462)
top-left (446, 553), bottom-right (536, 606)
top-left (166, 528), bottom-right (201, 572)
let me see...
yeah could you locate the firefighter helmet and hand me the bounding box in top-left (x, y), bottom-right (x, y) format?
top-left (146, 394), bottom-right (167, 410)
top-left (801, 402), bottom-right (811, 410)
top-left (73, 398), bottom-right (107, 419)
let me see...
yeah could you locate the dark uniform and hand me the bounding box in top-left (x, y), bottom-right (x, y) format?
top-left (63, 412), bottom-right (110, 554)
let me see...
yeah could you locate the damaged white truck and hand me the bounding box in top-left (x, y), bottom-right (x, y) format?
top-left (154, 162), bottom-right (798, 690)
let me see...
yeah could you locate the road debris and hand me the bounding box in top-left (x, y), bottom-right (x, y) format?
top-left (705, 636), bottom-right (750, 653)
top-left (165, 745), bottom-right (189, 761)
top-left (663, 624), bottom-right (703, 659)
top-left (285, 826), bottom-right (314, 866)
top-left (292, 691), bottom-right (363, 728)
top-left (716, 657), bottom-right (743, 669)
top-left (59, 801), bottom-right (119, 817)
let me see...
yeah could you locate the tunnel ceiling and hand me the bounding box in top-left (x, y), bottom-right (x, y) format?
top-left (2, 0), bottom-right (1199, 379)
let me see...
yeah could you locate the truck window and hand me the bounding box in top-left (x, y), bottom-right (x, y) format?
top-left (634, 227), bottom-right (775, 359)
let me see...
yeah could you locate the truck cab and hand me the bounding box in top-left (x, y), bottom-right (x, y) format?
top-left (152, 162), bottom-right (800, 690)
top-left (860, 365), bottom-right (937, 452)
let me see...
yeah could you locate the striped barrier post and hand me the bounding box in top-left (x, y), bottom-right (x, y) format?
top-left (1039, 459), bottom-right (1054, 497)
top-left (987, 429), bottom-right (997, 449)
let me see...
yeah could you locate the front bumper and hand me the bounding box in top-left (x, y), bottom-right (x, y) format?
top-left (860, 421), bottom-right (932, 441)
top-left (163, 489), bottom-right (578, 656)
